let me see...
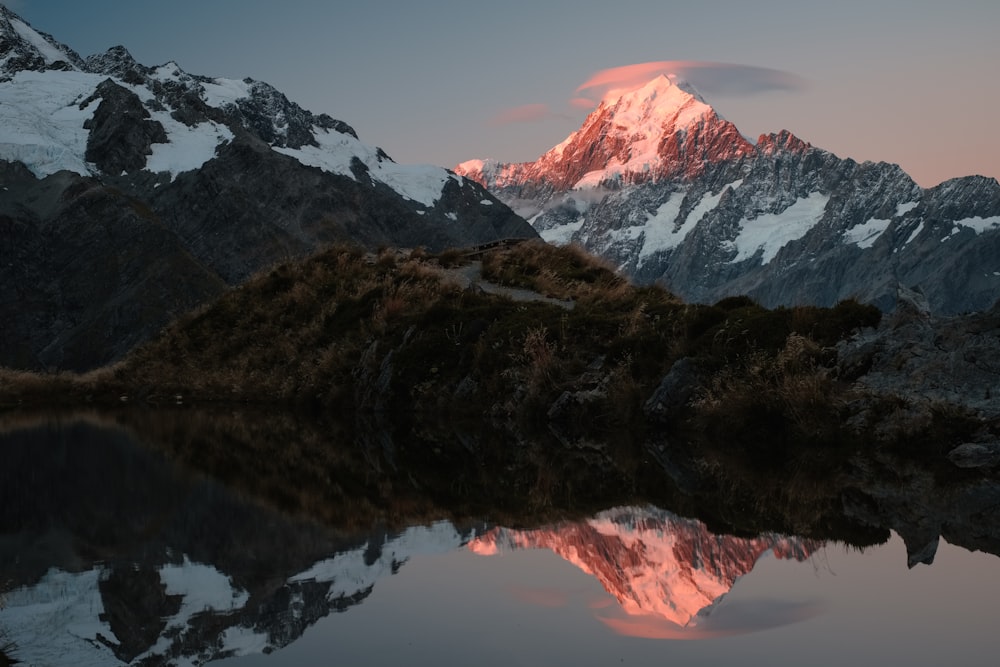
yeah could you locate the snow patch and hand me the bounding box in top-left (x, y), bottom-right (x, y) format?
top-left (895, 201), bottom-right (919, 217)
top-left (130, 557), bottom-right (250, 663)
top-left (480, 199), bottom-right (493, 205)
top-left (954, 215), bottom-right (1000, 234)
top-left (538, 217), bottom-right (585, 245)
top-left (730, 193), bottom-right (829, 264)
top-left (634, 193), bottom-right (685, 258)
top-left (145, 111), bottom-right (232, 179)
top-left (638, 182), bottom-right (739, 261)
top-left (219, 624), bottom-right (272, 658)
top-left (904, 220), bottom-right (925, 246)
top-left (845, 217), bottom-right (891, 249)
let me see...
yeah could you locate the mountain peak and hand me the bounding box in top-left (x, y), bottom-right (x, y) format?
top-left (458, 73), bottom-right (751, 192)
top-left (0, 7), bottom-right (83, 76)
top-left (598, 73), bottom-right (713, 140)
top-left (604, 73), bottom-right (706, 106)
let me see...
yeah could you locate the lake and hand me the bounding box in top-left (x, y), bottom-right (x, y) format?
top-left (1, 411), bottom-right (998, 666)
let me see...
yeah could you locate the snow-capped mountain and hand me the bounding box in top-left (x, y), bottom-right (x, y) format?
top-left (469, 506), bottom-right (818, 629)
top-left (457, 75), bottom-right (1000, 314)
top-left (0, 7), bottom-right (536, 371)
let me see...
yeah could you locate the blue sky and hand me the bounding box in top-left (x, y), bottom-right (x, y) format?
top-left (7, 0), bottom-right (999, 186)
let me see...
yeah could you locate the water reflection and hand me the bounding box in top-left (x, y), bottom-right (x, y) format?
top-left (469, 506), bottom-right (821, 633)
top-left (1, 411), bottom-right (999, 666)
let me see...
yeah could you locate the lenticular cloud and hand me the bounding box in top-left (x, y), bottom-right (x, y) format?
top-left (576, 61), bottom-right (806, 102)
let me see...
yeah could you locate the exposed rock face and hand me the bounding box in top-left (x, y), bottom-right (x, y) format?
top-left (0, 9), bottom-right (537, 370)
top-left (458, 77), bottom-right (1000, 315)
top-left (837, 290), bottom-right (1000, 418)
top-left (82, 79), bottom-right (169, 174)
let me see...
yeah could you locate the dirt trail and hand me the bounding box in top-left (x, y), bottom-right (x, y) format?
top-left (441, 261), bottom-right (575, 310)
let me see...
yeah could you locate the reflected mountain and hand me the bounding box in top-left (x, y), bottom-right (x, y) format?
top-left (1, 409), bottom-right (999, 664)
top-left (0, 416), bottom-right (480, 665)
top-left (470, 506), bottom-right (819, 630)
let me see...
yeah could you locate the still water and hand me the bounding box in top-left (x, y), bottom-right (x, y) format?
top-left (1, 413), bottom-right (998, 666)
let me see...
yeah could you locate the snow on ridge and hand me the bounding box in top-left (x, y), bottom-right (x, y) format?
top-left (289, 521), bottom-right (467, 600)
top-left (151, 61), bottom-right (187, 83)
top-left (0, 57), bottom-right (450, 204)
top-left (276, 125), bottom-right (452, 207)
top-left (730, 193), bottom-right (829, 264)
top-left (201, 76), bottom-right (253, 108)
top-left (8, 14), bottom-right (73, 66)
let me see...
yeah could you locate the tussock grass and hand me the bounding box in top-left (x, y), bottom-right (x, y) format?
top-left (0, 241), bottom-right (886, 440)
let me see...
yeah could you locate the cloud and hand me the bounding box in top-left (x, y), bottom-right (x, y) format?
top-left (576, 60), bottom-right (807, 103)
top-left (486, 60), bottom-right (804, 129)
top-left (488, 103), bottom-right (551, 127)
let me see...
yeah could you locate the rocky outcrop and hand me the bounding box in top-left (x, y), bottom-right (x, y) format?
top-left (837, 288), bottom-right (1000, 418)
top-left (82, 79), bottom-right (168, 174)
top-left (840, 451), bottom-right (1000, 567)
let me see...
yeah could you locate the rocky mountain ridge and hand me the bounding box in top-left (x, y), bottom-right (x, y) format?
top-left (456, 75), bottom-right (1000, 314)
top-left (0, 7), bottom-right (536, 370)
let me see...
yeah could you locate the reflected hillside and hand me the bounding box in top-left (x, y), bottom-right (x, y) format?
top-left (471, 506), bottom-right (820, 629)
top-left (1, 411), bottom-right (999, 665)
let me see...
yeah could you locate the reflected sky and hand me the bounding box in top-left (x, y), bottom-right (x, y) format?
top-left (3, 414), bottom-right (1000, 667)
top-left (216, 534), bottom-right (1000, 667)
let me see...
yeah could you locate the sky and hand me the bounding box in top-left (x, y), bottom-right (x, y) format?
top-left (6, 0), bottom-right (998, 187)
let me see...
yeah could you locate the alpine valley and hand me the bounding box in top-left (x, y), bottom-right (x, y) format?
top-left (0, 7), bottom-right (536, 371)
top-left (456, 75), bottom-right (1000, 315)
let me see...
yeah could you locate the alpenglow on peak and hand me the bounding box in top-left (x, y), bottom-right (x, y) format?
top-left (456, 73), bottom-right (751, 193)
